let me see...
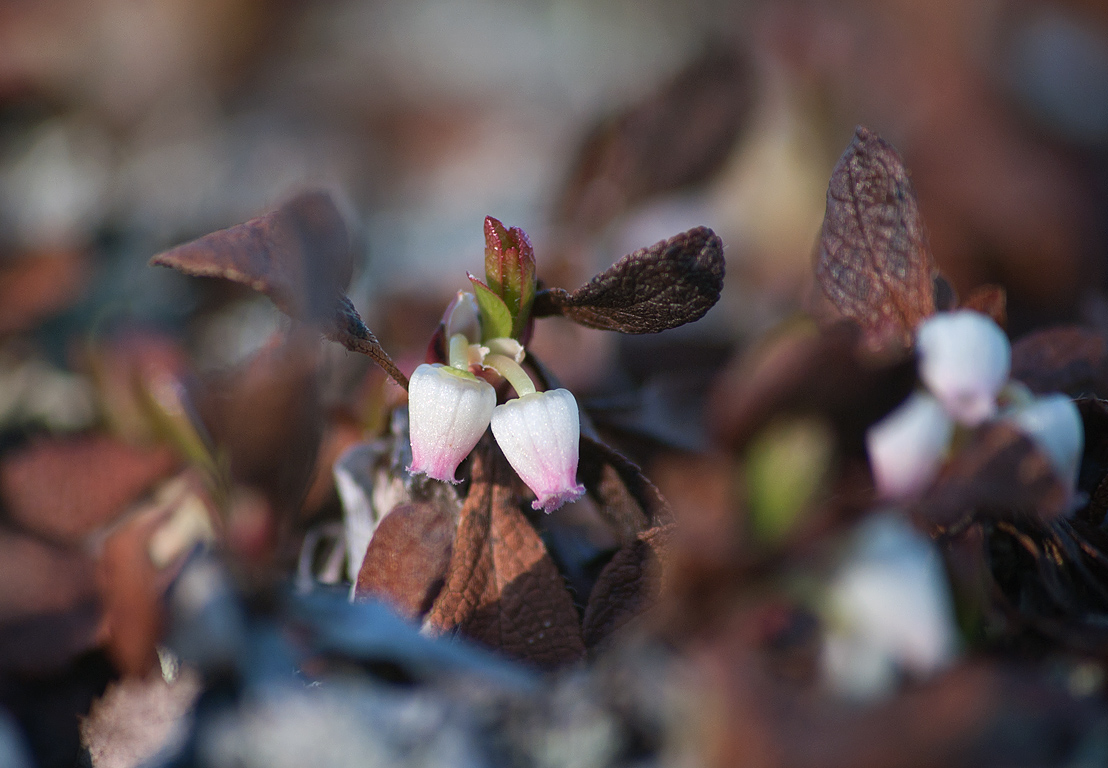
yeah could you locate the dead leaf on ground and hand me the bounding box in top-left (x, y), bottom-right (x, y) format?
top-left (0, 249), bottom-right (88, 334)
top-left (582, 524), bottom-right (673, 649)
top-left (1011, 326), bottom-right (1108, 398)
top-left (0, 531), bottom-right (100, 673)
top-left (913, 421), bottom-right (1068, 536)
top-left (355, 502), bottom-right (454, 621)
top-left (97, 500), bottom-right (179, 677)
top-left (0, 434), bottom-right (177, 544)
top-left (815, 126), bottom-right (935, 350)
top-left (425, 443), bottom-right (586, 669)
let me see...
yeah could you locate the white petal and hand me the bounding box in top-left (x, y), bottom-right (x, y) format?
top-left (1005, 393), bottom-right (1084, 492)
top-left (443, 291), bottom-right (481, 342)
top-left (866, 391), bottom-right (954, 498)
top-left (407, 363), bottom-right (495, 483)
top-left (491, 389), bottom-right (585, 512)
top-left (917, 310), bottom-right (1011, 425)
top-left (825, 514), bottom-right (959, 697)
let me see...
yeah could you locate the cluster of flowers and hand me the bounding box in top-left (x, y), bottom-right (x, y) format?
top-left (866, 310), bottom-right (1084, 504)
top-left (406, 291), bottom-right (585, 512)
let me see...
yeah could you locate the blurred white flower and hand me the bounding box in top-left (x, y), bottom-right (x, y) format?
top-left (1004, 393), bottom-right (1084, 498)
top-left (824, 514), bottom-right (959, 698)
top-left (916, 311), bottom-right (1011, 426)
top-left (866, 391), bottom-right (954, 499)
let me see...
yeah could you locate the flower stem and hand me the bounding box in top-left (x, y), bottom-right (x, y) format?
top-left (484, 353), bottom-right (536, 397)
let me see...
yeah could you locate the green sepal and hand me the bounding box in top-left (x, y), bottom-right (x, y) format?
top-left (468, 273), bottom-right (513, 341)
top-left (483, 216), bottom-right (536, 339)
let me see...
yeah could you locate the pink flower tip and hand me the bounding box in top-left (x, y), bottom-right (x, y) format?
top-left (491, 388), bottom-right (585, 513)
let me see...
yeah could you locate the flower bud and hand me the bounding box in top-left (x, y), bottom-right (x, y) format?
top-left (443, 290), bottom-right (481, 343)
top-left (491, 389), bottom-right (585, 512)
top-left (407, 363), bottom-right (495, 483)
top-left (1004, 393), bottom-right (1084, 494)
top-left (866, 391), bottom-right (954, 498)
top-left (916, 311), bottom-right (1011, 426)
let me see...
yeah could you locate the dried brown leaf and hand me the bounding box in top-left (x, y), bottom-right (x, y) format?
top-left (425, 444), bottom-right (585, 668)
top-left (0, 249), bottom-right (88, 334)
top-left (150, 190), bottom-right (349, 321)
top-left (816, 126), bottom-right (935, 349)
top-left (578, 435), bottom-right (670, 543)
top-left (197, 332), bottom-right (322, 531)
top-left (1011, 326), bottom-right (1108, 398)
top-left (555, 49), bottom-right (753, 233)
top-left (914, 421), bottom-right (1068, 536)
top-left (355, 502), bottom-right (454, 620)
top-left (533, 227), bottom-right (724, 334)
top-left (0, 435), bottom-right (177, 544)
top-left (150, 191), bottom-right (407, 388)
top-left (0, 531), bottom-right (100, 673)
top-left (98, 505), bottom-right (172, 677)
top-left (582, 524), bottom-right (672, 649)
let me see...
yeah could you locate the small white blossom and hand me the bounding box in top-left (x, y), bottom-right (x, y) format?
top-left (407, 363), bottom-right (495, 483)
top-left (866, 391), bottom-right (954, 499)
top-left (917, 310), bottom-right (1011, 426)
top-left (824, 514), bottom-right (959, 697)
top-left (1005, 393), bottom-right (1084, 496)
top-left (491, 389), bottom-right (585, 512)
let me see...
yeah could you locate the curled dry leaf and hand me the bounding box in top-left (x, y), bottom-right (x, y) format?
top-left (913, 421), bottom-right (1068, 536)
top-left (532, 227), bottom-right (724, 334)
top-left (582, 524), bottom-right (672, 649)
top-left (425, 443), bottom-right (586, 669)
top-left (816, 126), bottom-right (935, 349)
top-left (150, 190), bottom-right (407, 388)
top-left (355, 502), bottom-right (454, 621)
top-left (0, 435), bottom-right (177, 544)
top-left (1011, 326), bottom-right (1108, 398)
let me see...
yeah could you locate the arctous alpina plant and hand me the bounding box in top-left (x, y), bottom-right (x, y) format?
top-left (405, 220), bottom-right (586, 510)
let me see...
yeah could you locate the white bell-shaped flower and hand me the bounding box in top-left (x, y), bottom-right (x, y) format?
top-left (866, 391), bottom-right (954, 499)
top-left (916, 310), bottom-right (1011, 426)
top-left (1005, 393), bottom-right (1084, 495)
top-left (824, 514), bottom-right (959, 697)
top-left (407, 363), bottom-right (496, 483)
top-left (491, 388), bottom-right (585, 512)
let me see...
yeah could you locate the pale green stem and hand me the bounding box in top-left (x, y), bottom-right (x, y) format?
top-left (448, 333), bottom-right (471, 370)
top-left (484, 353), bottom-right (537, 397)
